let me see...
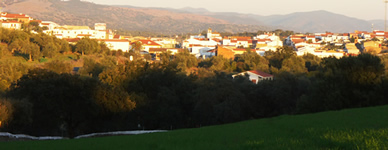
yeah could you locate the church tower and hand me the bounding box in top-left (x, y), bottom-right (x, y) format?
top-left (207, 28), bottom-right (212, 39)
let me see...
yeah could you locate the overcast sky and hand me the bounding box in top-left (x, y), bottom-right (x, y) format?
top-left (83, 0), bottom-right (385, 20)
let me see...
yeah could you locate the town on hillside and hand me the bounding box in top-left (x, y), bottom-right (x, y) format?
top-left (1, 11), bottom-right (387, 61)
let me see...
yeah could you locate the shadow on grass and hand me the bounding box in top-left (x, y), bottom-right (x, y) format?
top-left (13, 52), bottom-right (29, 61)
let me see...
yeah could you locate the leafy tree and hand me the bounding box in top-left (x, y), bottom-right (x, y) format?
top-left (248, 72), bottom-right (310, 117)
top-left (25, 42), bottom-right (41, 61)
top-left (44, 60), bottom-right (73, 74)
top-left (59, 40), bottom-right (71, 53)
top-left (42, 42), bottom-right (59, 58)
top-left (297, 54), bottom-right (386, 113)
top-left (0, 44), bottom-right (11, 59)
top-left (0, 59), bottom-right (29, 94)
top-left (75, 37), bottom-right (101, 55)
top-left (235, 48), bottom-right (269, 72)
top-left (0, 98), bottom-right (13, 129)
top-left (192, 72), bottom-right (250, 126)
top-left (131, 41), bottom-right (143, 53)
top-left (280, 55), bottom-right (307, 74)
top-left (171, 50), bottom-right (198, 72)
top-left (303, 53), bottom-right (321, 72)
top-left (371, 37), bottom-right (380, 41)
top-left (159, 51), bottom-right (173, 65)
top-left (265, 46), bottom-right (295, 70)
top-left (207, 56), bottom-right (236, 72)
top-left (7, 69), bottom-right (135, 138)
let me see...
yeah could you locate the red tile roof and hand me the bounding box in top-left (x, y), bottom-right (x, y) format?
top-left (31, 20), bottom-right (42, 23)
top-left (257, 39), bottom-right (271, 42)
top-left (136, 40), bottom-right (161, 46)
top-left (291, 35), bottom-right (305, 39)
top-left (249, 70), bottom-right (273, 78)
top-left (77, 34), bottom-right (92, 36)
top-left (189, 44), bottom-right (204, 47)
top-left (2, 13), bottom-right (27, 18)
top-left (64, 38), bottom-right (81, 43)
top-left (292, 39), bottom-right (305, 43)
top-left (113, 35), bottom-right (121, 39)
top-left (99, 39), bottom-right (129, 42)
top-left (0, 20), bottom-right (22, 24)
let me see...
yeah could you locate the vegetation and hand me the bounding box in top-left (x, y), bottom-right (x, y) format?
top-left (1, 105), bottom-right (387, 149)
top-left (1, 27), bottom-right (388, 141)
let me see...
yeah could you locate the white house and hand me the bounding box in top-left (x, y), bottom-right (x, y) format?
top-left (47, 23), bottom-right (113, 40)
top-left (232, 70), bottom-right (274, 84)
top-left (313, 50), bottom-right (345, 58)
top-left (131, 40), bottom-right (162, 52)
top-left (40, 21), bottom-right (60, 30)
top-left (183, 36), bottom-right (219, 56)
top-left (0, 21), bottom-right (22, 30)
top-left (100, 39), bottom-right (130, 52)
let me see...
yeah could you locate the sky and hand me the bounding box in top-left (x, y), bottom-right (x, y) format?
top-left (83, 0), bottom-right (386, 21)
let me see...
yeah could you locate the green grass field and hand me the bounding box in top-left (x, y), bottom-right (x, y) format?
top-left (1, 105), bottom-right (388, 150)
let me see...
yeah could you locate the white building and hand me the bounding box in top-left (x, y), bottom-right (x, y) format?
top-left (100, 39), bottom-right (130, 52)
top-left (207, 28), bottom-right (222, 40)
top-left (130, 40), bottom-right (162, 52)
top-left (47, 23), bottom-right (113, 40)
top-left (232, 70), bottom-right (274, 84)
top-left (183, 36), bottom-right (219, 57)
top-left (40, 21), bottom-right (60, 30)
top-left (150, 38), bottom-right (177, 48)
top-left (0, 21), bottom-right (22, 30)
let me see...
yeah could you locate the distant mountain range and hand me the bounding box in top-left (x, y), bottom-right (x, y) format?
top-left (2, 0), bottom-right (384, 34)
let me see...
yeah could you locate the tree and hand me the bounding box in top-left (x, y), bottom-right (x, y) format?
top-left (265, 46), bottom-right (295, 70)
top-left (7, 69), bottom-right (135, 138)
top-left (0, 44), bottom-right (11, 59)
top-left (131, 41), bottom-right (143, 53)
top-left (192, 72), bottom-right (250, 126)
top-left (302, 53), bottom-right (321, 72)
top-left (75, 37), bottom-right (101, 55)
top-left (0, 59), bottom-right (29, 94)
top-left (280, 55), bottom-right (308, 74)
top-left (207, 56), bottom-right (236, 72)
top-left (297, 54), bottom-right (386, 113)
top-left (235, 48), bottom-right (269, 72)
top-left (171, 50), bottom-right (198, 72)
top-left (59, 40), bottom-right (71, 54)
top-left (42, 42), bottom-right (59, 58)
top-left (44, 60), bottom-right (73, 74)
top-left (372, 37), bottom-right (380, 41)
top-left (0, 98), bottom-right (13, 129)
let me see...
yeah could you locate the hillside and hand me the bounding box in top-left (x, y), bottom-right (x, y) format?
top-left (1, 105), bottom-right (387, 149)
top-left (2, 0), bottom-right (271, 34)
top-left (171, 8), bottom-right (384, 33)
top-left (256, 10), bottom-right (383, 33)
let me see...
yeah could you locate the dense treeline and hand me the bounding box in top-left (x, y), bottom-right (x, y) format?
top-left (1, 28), bottom-right (388, 138)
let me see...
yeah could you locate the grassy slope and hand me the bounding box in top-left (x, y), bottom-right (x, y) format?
top-left (1, 105), bottom-right (388, 150)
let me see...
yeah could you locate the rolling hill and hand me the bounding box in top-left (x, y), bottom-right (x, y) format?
top-left (2, 0), bottom-right (384, 34)
top-left (168, 8), bottom-right (384, 33)
top-left (2, 0), bottom-right (271, 34)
